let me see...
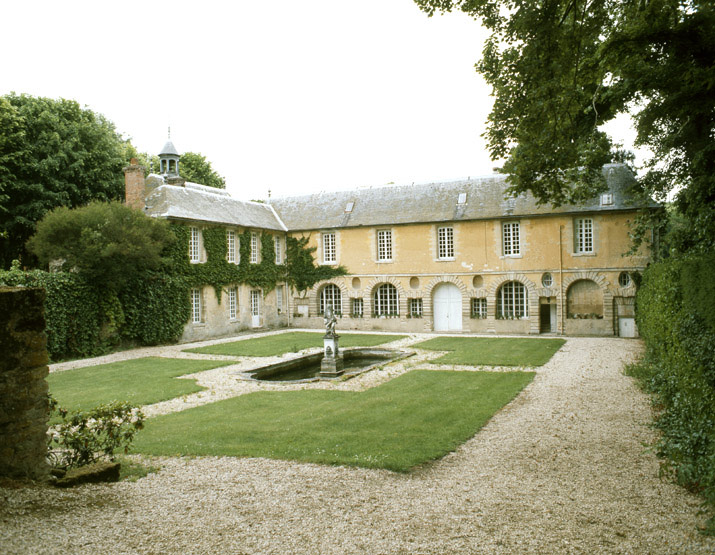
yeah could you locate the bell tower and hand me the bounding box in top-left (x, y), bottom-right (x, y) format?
top-left (159, 128), bottom-right (180, 177)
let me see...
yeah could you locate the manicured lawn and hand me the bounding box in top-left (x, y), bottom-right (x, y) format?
top-left (413, 337), bottom-right (565, 366)
top-left (132, 369), bottom-right (535, 472)
top-left (48, 357), bottom-right (232, 413)
top-left (184, 331), bottom-right (406, 357)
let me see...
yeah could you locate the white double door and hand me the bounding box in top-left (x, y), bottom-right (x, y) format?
top-left (433, 283), bottom-right (462, 331)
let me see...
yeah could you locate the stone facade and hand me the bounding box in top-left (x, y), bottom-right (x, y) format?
top-left (0, 287), bottom-right (49, 479)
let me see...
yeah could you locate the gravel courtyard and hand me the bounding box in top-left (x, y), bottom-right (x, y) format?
top-left (2, 334), bottom-right (714, 554)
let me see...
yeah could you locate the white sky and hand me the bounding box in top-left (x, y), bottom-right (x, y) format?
top-left (2, 0), bottom-right (642, 200)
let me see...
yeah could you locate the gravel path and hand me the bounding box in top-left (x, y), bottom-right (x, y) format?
top-left (2, 334), bottom-right (714, 554)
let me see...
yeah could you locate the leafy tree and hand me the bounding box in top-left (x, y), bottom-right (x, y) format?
top-left (0, 93), bottom-right (133, 267)
top-left (415, 0), bottom-right (715, 252)
top-left (179, 152), bottom-right (226, 189)
top-left (27, 201), bottom-right (175, 292)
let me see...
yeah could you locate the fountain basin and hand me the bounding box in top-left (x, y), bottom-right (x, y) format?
top-left (240, 348), bottom-right (414, 383)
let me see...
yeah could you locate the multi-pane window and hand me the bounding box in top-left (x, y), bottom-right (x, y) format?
top-left (502, 222), bottom-right (520, 256)
top-left (190, 288), bottom-right (202, 323)
top-left (226, 230), bottom-right (238, 264)
top-left (189, 227), bottom-right (201, 263)
top-left (276, 285), bottom-right (284, 313)
top-left (618, 272), bottom-right (632, 287)
top-left (274, 236), bottom-right (282, 264)
top-left (228, 287), bottom-right (237, 320)
top-left (575, 218), bottom-right (594, 253)
top-left (323, 232), bottom-right (336, 264)
top-left (497, 281), bottom-right (528, 319)
top-left (373, 283), bottom-right (398, 316)
top-left (437, 227), bottom-right (454, 259)
top-left (250, 232), bottom-right (259, 263)
top-left (351, 297), bottom-right (364, 317)
top-left (471, 297), bottom-right (487, 318)
top-left (320, 284), bottom-right (341, 315)
top-left (409, 298), bottom-right (423, 317)
top-left (542, 273), bottom-right (553, 287)
top-left (377, 230), bottom-right (393, 262)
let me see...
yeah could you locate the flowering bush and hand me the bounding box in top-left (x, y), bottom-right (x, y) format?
top-left (47, 396), bottom-right (145, 469)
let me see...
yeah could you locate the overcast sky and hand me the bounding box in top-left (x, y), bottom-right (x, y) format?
top-left (2, 0), bottom-right (640, 200)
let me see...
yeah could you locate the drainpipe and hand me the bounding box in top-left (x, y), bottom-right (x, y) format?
top-left (559, 224), bottom-right (564, 335)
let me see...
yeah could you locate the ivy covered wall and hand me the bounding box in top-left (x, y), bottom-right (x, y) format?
top-left (0, 222), bottom-right (346, 361)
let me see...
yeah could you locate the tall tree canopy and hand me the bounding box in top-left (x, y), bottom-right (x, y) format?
top-left (180, 152), bottom-right (226, 189)
top-left (0, 93), bottom-right (131, 267)
top-left (415, 0), bottom-right (715, 252)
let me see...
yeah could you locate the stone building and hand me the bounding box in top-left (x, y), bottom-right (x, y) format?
top-left (271, 164), bottom-right (651, 337)
top-left (124, 140), bottom-right (289, 342)
top-left (125, 141), bottom-right (652, 339)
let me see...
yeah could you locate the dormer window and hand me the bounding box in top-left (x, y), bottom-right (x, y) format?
top-left (457, 193), bottom-right (467, 204)
top-left (601, 193), bottom-right (613, 206)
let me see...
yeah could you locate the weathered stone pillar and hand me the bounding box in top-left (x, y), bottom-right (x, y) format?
top-left (0, 287), bottom-right (50, 479)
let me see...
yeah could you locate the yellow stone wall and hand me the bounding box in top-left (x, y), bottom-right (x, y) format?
top-left (289, 210), bottom-right (649, 336)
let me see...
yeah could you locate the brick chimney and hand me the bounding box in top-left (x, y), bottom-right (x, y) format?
top-left (124, 158), bottom-right (146, 210)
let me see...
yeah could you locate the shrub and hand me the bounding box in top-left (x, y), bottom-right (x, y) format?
top-left (47, 395), bottom-right (145, 470)
top-left (635, 255), bottom-right (715, 533)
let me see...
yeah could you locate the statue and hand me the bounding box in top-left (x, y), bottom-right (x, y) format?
top-left (324, 306), bottom-right (337, 337)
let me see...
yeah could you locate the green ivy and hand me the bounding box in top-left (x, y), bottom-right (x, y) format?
top-left (0, 223), bottom-right (347, 361)
top-left (633, 255), bottom-right (715, 533)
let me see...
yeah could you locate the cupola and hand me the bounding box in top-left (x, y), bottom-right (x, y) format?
top-left (159, 131), bottom-right (180, 177)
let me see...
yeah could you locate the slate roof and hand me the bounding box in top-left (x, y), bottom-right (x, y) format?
top-left (159, 140), bottom-right (179, 156)
top-left (270, 164), bottom-right (651, 231)
top-left (145, 180), bottom-right (287, 231)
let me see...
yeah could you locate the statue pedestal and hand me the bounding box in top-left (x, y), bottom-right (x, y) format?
top-left (320, 333), bottom-right (344, 377)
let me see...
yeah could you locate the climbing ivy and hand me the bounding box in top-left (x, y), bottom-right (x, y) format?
top-left (1, 222), bottom-right (347, 361)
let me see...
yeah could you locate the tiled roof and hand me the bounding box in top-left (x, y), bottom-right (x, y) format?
top-left (145, 181), bottom-right (287, 231)
top-left (271, 164), bottom-right (651, 231)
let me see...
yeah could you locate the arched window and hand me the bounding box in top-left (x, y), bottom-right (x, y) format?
top-left (319, 284), bottom-right (342, 315)
top-left (373, 283), bottom-right (398, 316)
top-left (566, 279), bottom-right (603, 318)
top-left (496, 281), bottom-right (528, 319)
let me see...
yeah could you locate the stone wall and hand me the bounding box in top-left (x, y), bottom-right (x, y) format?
top-left (0, 287), bottom-right (50, 479)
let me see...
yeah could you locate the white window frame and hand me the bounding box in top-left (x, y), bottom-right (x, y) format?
top-left (320, 284), bottom-right (342, 315)
top-left (409, 298), bottom-right (423, 317)
top-left (351, 297), bottom-right (364, 317)
top-left (437, 227), bottom-right (454, 260)
top-left (502, 222), bottom-right (520, 256)
top-left (189, 227), bottom-right (201, 263)
top-left (190, 288), bottom-right (202, 323)
top-left (274, 236), bottom-right (282, 264)
top-left (228, 287), bottom-right (237, 320)
top-left (322, 232), bottom-right (337, 264)
top-left (377, 229), bottom-right (393, 262)
top-left (575, 218), bottom-right (594, 254)
top-left (250, 232), bottom-right (259, 264)
top-left (471, 297), bottom-right (487, 319)
top-left (276, 284), bottom-right (284, 313)
top-left (497, 281), bottom-right (528, 319)
top-left (373, 283), bottom-right (398, 316)
top-left (226, 230), bottom-right (238, 264)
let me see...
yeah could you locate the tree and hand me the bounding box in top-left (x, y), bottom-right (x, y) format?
top-left (0, 94), bottom-right (133, 268)
top-left (179, 152), bottom-right (226, 189)
top-left (27, 201), bottom-right (175, 292)
top-left (415, 0), bottom-right (715, 252)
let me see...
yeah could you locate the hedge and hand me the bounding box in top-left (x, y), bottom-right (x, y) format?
top-left (633, 255), bottom-right (715, 533)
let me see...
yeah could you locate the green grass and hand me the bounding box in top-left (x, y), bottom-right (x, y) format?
top-left (48, 357), bottom-right (232, 413)
top-left (414, 337), bottom-right (565, 366)
top-left (184, 331), bottom-right (406, 357)
top-left (132, 369), bottom-right (535, 472)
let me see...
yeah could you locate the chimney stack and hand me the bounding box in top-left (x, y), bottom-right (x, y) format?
top-left (124, 158), bottom-right (146, 210)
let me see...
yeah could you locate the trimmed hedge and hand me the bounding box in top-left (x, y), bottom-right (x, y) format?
top-left (634, 255), bottom-right (715, 533)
